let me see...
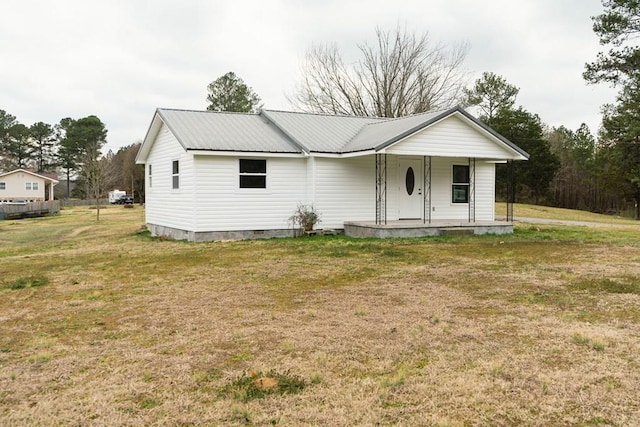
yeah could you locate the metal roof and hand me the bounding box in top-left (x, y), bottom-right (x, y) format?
top-left (157, 109), bottom-right (303, 153)
top-left (343, 110), bottom-right (444, 152)
top-left (261, 110), bottom-right (384, 153)
top-left (136, 106), bottom-right (528, 162)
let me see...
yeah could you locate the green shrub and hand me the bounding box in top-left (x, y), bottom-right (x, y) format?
top-left (6, 275), bottom-right (50, 290)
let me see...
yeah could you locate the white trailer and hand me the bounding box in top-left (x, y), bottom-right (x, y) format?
top-left (108, 190), bottom-right (126, 204)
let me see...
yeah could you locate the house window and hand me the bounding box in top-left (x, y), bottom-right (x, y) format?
top-left (148, 164), bottom-right (152, 188)
top-left (239, 159), bottom-right (266, 189)
top-left (26, 182), bottom-right (32, 190)
top-left (0, 182), bottom-right (5, 190)
top-left (452, 165), bottom-right (469, 203)
top-left (172, 160), bottom-right (179, 189)
top-left (32, 182), bottom-right (38, 191)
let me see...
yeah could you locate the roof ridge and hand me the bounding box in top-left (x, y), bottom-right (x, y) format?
top-left (342, 121), bottom-right (377, 149)
top-left (263, 109), bottom-right (391, 120)
top-left (158, 107), bottom-right (258, 116)
top-left (156, 107), bottom-right (451, 120)
top-left (363, 108), bottom-right (451, 127)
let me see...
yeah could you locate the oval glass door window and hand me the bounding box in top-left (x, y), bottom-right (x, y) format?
top-left (405, 167), bottom-right (415, 195)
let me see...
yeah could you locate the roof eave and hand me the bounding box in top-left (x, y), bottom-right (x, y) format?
top-left (0, 168), bottom-right (59, 183)
top-left (455, 108), bottom-right (530, 160)
top-left (188, 149), bottom-right (305, 158)
top-left (135, 110), bottom-right (162, 164)
top-left (136, 109), bottom-right (190, 164)
top-left (308, 149), bottom-right (376, 158)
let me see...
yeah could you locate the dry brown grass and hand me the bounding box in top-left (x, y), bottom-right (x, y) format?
top-left (1, 205), bottom-right (639, 426)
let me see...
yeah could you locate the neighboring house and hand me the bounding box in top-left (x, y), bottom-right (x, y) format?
top-left (0, 169), bottom-right (58, 203)
top-left (135, 105), bottom-right (528, 241)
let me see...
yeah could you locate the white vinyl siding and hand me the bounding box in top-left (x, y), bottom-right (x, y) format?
top-left (313, 156), bottom-right (375, 229)
top-left (144, 123), bottom-right (195, 231)
top-left (474, 161), bottom-right (496, 221)
top-left (429, 158), bottom-right (495, 221)
top-left (386, 115), bottom-right (514, 159)
top-left (192, 156), bottom-right (307, 231)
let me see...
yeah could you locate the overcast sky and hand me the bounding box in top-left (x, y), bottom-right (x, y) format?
top-left (1, 0), bottom-right (617, 153)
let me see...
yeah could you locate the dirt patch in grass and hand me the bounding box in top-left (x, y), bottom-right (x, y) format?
top-left (66, 225), bottom-right (93, 238)
top-left (219, 370), bottom-right (308, 402)
top-left (1, 207), bottom-right (640, 425)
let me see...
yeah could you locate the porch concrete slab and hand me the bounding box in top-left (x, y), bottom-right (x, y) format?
top-left (343, 220), bottom-right (513, 238)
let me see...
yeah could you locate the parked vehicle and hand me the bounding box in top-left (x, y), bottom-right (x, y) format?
top-left (109, 190), bottom-right (126, 204)
top-left (116, 195), bottom-right (134, 205)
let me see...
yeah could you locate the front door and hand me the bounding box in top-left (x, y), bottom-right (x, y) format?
top-left (398, 158), bottom-right (423, 219)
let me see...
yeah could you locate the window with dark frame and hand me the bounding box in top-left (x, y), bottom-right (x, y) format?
top-left (25, 182), bottom-right (32, 190)
top-left (0, 182), bottom-right (5, 190)
top-left (172, 160), bottom-right (179, 189)
top-left (452, 165), bottom-right (470, 204)
top-left (32, 182), bottom-right (38, 190)
top-left (239, 159), bottom-right (266, 189)
top-left (148, 164), bottom-right (153, 188)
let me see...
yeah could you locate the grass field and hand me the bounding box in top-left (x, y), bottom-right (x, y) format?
top-left (497, 202), bottom-right (639, 224)
top-left (1, 206), bottom-right (639, 426)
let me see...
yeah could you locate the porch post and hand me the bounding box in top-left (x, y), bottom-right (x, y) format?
top-left (375, 153), bottom-right (387, 225)
top-left (468, 158), bottom-right (476, 223)
top-left (423, 156), bottom-right (431, 224)
top-left (506, 160), bottom-right (514, 222)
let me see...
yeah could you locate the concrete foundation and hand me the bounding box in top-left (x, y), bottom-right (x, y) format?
top-left (148, 224), bottom-right (294, 242)
top-left (344, 220), bottom-right (513, 238)
top-left (148, 220), bottom-right (513, 242)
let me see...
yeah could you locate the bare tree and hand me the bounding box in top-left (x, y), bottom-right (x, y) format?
top-left (290, 26), bottom-right (469, 117)
top-left (121, 143), bottom-right (144, 202)
top-left (81, 149), bottom-right (118, 222)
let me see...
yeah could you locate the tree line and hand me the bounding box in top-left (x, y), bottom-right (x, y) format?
top-left (0, 111), bottom-right (143, 202)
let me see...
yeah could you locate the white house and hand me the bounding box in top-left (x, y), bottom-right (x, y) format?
top-left (0, 169), bottom-right (58, 203)
top-left (135, 106), bottom-right (528, 241)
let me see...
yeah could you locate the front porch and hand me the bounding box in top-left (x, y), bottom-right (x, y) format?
top-left (344, 219), bottom-right (513, 238)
